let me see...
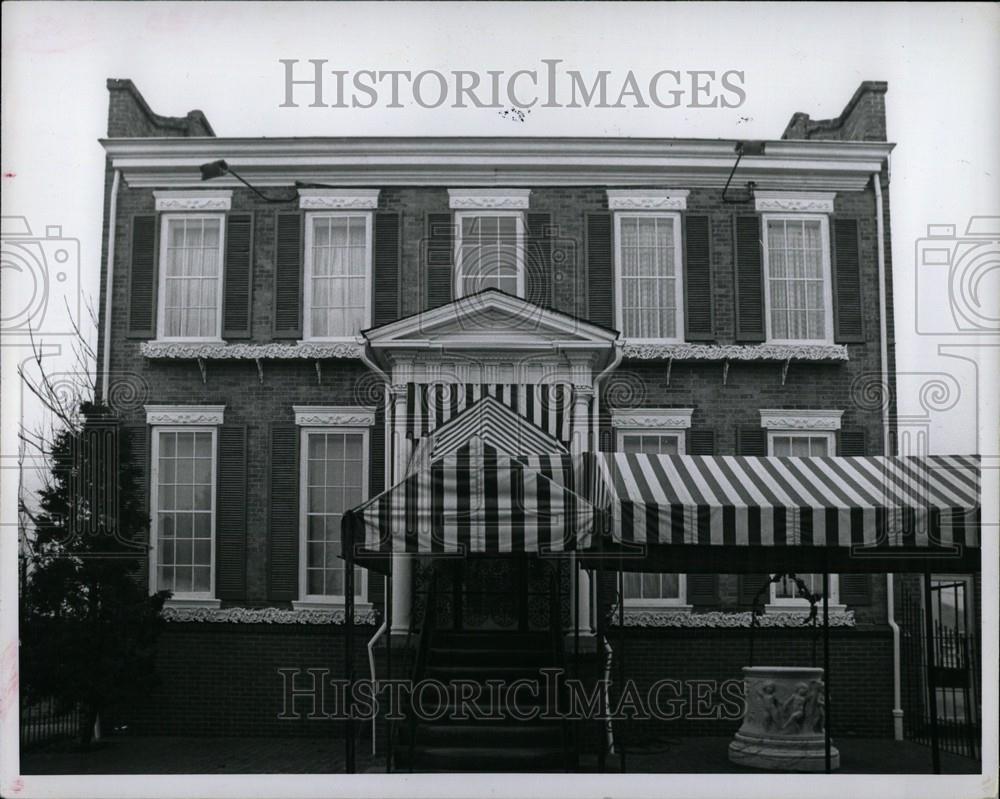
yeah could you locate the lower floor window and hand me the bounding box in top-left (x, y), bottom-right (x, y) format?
top-left (771, 573), bottom-right (839, 605)
top-left (769, 432), bottom-right (833, 457)
top-left (623, 572), bottom-right (686, 604)
top-left (301, 428), bottom-right (367, 601)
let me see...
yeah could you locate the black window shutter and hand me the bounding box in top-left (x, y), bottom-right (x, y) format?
top-left (425, 213), bottom-right (453, 310)
top-left (832, 217), bottom-right (865, 343)
top-left (216, 425), bottom-right (247, 601)
top-left (268, 424), bottom-right (299, 601)
top-left (734, 215), bottom-right (765, 342)
top-left (123, 424), bottom-right (149, 592)
top-left (369, 405), bottom-right (386, 497)
top-left (684, 214), bottom-right (714, 341)
top-left (839, 574), bottom-right (871, 606)
top-left (127, 215), bottom-right (158, 338)
top-left (737, 426), bottom-right (768, 456)
top-left (838, 428), bottom-right (866, 456)
top-left (687, 575), bottom-right (719, 606)
top-left (739, 574), bottom-right (771, 606)
top-left (687, 428), bottom-right (716, 456)
top-left (586, 212), bottom-right (614, 329)
top-left (373, 212), bottom-right (401, 327)
top-left (223, 213), bottom-right (254, 339)
top-left (526, 212), bottom-right (553, 307)
top-left (273, 212), bottom-right (303, 338)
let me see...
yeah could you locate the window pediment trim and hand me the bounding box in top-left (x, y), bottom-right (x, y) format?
top-left (760, 409), bottom-right (843, 431)
top-left (612, 408), bottom-right (694, 429)
top-left (298, 189), bottom-right (380, 210)
top-left (607, 189), bottom-right (689, 211)
top-left (448, 189), bottom-right (531, 210)
top-left (153, 190), bottom-right (232, 211)
top-left (755, 191), bottom-right (835, 214)
top-left (145, 404), bottom-right (225, 426)
top-left (293, 405), bottom-right (376, 427)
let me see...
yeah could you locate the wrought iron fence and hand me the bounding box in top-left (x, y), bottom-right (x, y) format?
top-left (20, 697), bottom-right (81, 749)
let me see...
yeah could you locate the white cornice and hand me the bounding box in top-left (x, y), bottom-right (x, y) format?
top-left (298, 188), bottom-right (379, 210)
top-left (755, 191), bottom-right (836, 213)
top-left (611, 408), bottom-right (694, 429)
top-left (293, 405), bottom-right (376, 427)
top-left (153, 190), bottom-right (232, 211)
top-left (760, 409), bottom-right (844, 431)
top-left (448, 188), bottom-right (531, 209)
top-left (145, 404), bottom-right (225, 426)
top-left (103, 138), bottom-right (894, 191)
top-left (607, 189), bottom-right (689, 211)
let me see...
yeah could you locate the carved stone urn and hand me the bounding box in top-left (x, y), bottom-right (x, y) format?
top-left (728, 666), bottom-right (840, 772)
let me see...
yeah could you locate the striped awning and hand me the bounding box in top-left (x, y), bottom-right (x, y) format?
top-left (598, 453), bottom-right (982, 573)
top-left (343, 452), bottom-right (599, 570)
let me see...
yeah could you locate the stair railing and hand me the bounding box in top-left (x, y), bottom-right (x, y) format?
top-left (548, 562), bottom-right (575, 770)
top-left (406, 562), bottom-right (439, 772)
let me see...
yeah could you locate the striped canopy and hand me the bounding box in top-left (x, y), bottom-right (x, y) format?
top-left (343, 452), bottom-right (599, 571)
top-left (598, 453), bottom-right (982, 573)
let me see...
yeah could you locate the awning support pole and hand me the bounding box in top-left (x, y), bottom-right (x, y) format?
top-left (923, 570), bottom-right (942, 773)
top-left (823, 569), bottom-right (831, 774)
top-left (596, 547), bottom-right (606, 772)
top-left (617, 557), bottom-right (626, 773)
top-left (345, 511), bottom-right (356, 774)
top-left (385, 553), bottom-right (393, 773)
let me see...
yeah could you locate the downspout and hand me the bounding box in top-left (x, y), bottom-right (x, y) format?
top-left (100, 169), bottom-right (121, 403)
top-left (874, 171), bottom-right (903, 740)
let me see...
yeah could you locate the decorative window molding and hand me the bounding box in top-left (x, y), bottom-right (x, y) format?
top-left (293, 405), bottom-right (377, 427)
top-left (754, 191), bottom-right (835, 214)
top-left (161, 605), bottom-right (379, 625)
top-left (621, 342), bottom-right (849, 362)
top-left (145, 404), bottom-right (225, 426)
top-left (607, 189), bottom-right (689, 211)
top-left (298, 189), bottom-right (380, 210)
top-left (448, 188), bottom-right (531, 210)
top-left (153, 190), bottom-right (233, 212)
top-left (140, 341), bottom-right (365, 360)
top-left (615, 609), bottom-right (855, 628)
top-left (612, 408), bottom-right (694, 430)
top-left (760, 409), bottom-right (843, 431)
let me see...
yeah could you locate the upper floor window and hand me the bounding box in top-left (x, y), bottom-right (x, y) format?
top-left (157, 214), bottom-right (225, 340)
top-left (761, 214), bottom-right (833, 343)
top-left (304, 212), bottom-right (372, 340)
top-left (454, 211), bottom-right (524, 298)
top-left (614, 213), bottom-right (684, 341)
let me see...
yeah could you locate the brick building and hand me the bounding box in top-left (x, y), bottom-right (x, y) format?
top-left (94, 79), bottom-right (979, 767)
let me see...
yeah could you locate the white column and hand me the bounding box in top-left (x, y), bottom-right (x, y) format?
top-left (571, 385), bottom-right (595, 636)
top-left (389, 385), bottom-right (412, 634)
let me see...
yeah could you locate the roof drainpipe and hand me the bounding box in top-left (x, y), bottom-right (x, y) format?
top-left (100, 169), bottom-right (121, 404)
top-left (874, 170), bottom-right (903, 740)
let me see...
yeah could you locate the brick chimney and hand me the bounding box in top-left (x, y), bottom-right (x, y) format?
top-left (106, 78), bottom-right (215, 138)
top-left (781, 81), bottom-right (887, 142)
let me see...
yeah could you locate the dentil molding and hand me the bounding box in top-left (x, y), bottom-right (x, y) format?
top-left (621, 343), bottom-right (849, 362)
top-left (754, 191), bottom-right (835, 214)
top-left (145, 404), bottom-right (225, 426)
top-left (611, 408), bottom-right (694, 429)
top-left (298, 188), bottom-right (380, 210)
top-left (616, 609), bottom-right (855, 628)
top-left (607, 189), bottom-right (689, 211)
top-left (760, 409), bottom-right (843, 431)
top-left (294, 405), bottom-right (377, 427)
top-left (162, 605), bottom-right (379, 625)
top-left (448, 188), bottom-right (531, 210)
top-left (154, 190), bottom-right (233, 212)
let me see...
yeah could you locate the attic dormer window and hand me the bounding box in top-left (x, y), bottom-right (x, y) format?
top-left (448, 190), bottom-right (530, 299)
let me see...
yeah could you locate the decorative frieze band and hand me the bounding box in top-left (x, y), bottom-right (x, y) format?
top-left (145, 404), bottom-right (225, 426)
top-left (298, 188), bottom-right (380, 210)
top-left (611, 408), bottom-right (694, 429)
top-left (293, 406), bottom-right (376, 427)
top-left (616, 609), bottom-right (855, 628)
top-left (754, 191), bottom-right (836, 214)
top-left (162, 605), bottom-right (379, 625)
top-left (141, 341), bottom-right (365, 360)
top-left (448, 188), bottom-right (531, 210)
top-left (607, 189), bottom-right (689, 211)
top-left (154, 190), bottom-right (232, 212)
top-left (621, 342), bottom-right (849, 362)
top-left (760, 409), bottom-right (844, 431)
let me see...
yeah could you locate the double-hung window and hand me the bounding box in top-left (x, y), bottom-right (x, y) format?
top-left (761, 214), bottom-right (834, 343)
top-left (157, 214), bottom-right (225, 340)
top-left (613, 212), bottom-right (684, 341)
top-left (454, 212), bottom-right (524, 298)
top-left (303, 213), bottom-right (372, 339)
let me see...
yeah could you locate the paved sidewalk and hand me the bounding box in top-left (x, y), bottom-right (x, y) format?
top-left (21, 735), bottom-right (979, 775)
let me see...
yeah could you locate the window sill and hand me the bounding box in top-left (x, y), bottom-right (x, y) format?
top-left (623, 602), bottom-right (692, 610)
top-left (163, 597), bottom-right (221, 610)
top-left (292, 599), bottom-right (374, 612)
top-left (765, 603), bottom-right (846, 614)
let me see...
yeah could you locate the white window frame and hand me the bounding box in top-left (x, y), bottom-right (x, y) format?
top-left (295, 425), bottom-right (371, 608)
top-left (613, 211), bottom-right (685, 344)
top-left (615, 418), bottom-right (689, 608)
top-left (148, 425), bottom-right (219, 606)
top-left (302, 211), bottom-right (373, 342)
top-left (453, 210), bottom-right (526, 299)
top-left (766, 430), bottom-right (837, 458)
top-left (760, 212), bottom-right (834, 345)
top-left (156, 213), bottom-right (226, 342)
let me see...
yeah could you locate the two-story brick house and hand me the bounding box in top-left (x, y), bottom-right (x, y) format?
top-left (93, 78), bottom-right (979, 766)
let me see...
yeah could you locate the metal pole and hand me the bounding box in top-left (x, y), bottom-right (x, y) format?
top-left (596, 555), bottom-right (606, 773)
top-left (923, 571), bottom-right (941, 773)
top-left (617, 557), bottom-right (626, 773)
top-left (823, 569), bottom-right (831, 774)
top-left (385, 555), bottom-right (393, 773)
top-left (345, 511), bottom-right (356, 774)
